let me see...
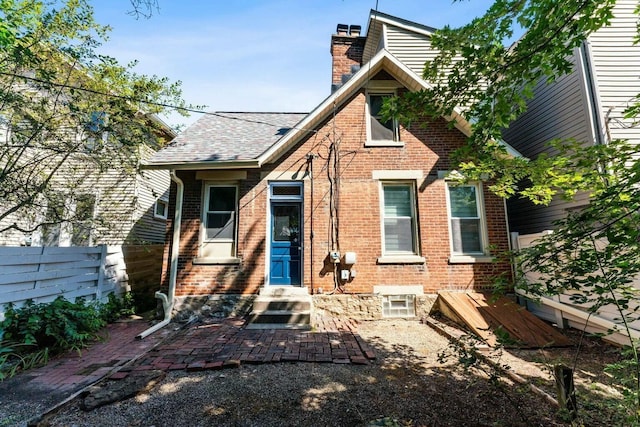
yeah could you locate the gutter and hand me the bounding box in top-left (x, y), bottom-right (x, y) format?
top-left (141, 159), bottom-right (260, 171)
top-left (137, 170), bottom-right (184, 339)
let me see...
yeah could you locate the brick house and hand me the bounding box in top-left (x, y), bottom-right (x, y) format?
top-left (144, 11), bottom-right (515, 323)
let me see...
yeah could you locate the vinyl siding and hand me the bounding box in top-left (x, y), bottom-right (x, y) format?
top-left (502, 50), bottom-right (594, 158)
top-left (0, 144), bottom-right (167, 246)
top-left (131, 145), bottom-right (170, 244)
top-left (385, 25), bottom-right (438, 77)
top-left (589, 0), bottom-right (640, 148)
top-left (504, 0), bottom-right (640, 234)
top-left (502, 50), bottom-right (594, 233)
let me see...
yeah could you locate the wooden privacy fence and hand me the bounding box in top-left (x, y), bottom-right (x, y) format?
top-left (0, 245), bottom-right (127, 320)
top-left (513, 231), bottom-right (640, 345)
top-left (122, 245), bottom-right (164, 311)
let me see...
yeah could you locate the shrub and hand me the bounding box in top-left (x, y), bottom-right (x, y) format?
top-left (100, 292), bottom-right (136, 323)
top-left (0, 292), bottom-right (139, 380)
top-left (1, 297), bottom-right (105, 353)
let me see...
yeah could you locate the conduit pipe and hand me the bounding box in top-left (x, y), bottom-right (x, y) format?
top-left (137, 170), bottom-right (184, 339)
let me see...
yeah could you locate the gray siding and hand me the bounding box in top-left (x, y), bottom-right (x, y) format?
top-left (0, 144), bottom-right (166, 246)
top-left (502, 51), bottom-right (595, 158)
top-left (505, 1), bottom-right (640, 234)
top-left (503, 50), bottom-right (595, 233)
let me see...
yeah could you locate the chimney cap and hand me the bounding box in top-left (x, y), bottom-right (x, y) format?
top-left (349, 25), bottom-right (362, 36)
top-left (336, 24), bottom-right (349, 35)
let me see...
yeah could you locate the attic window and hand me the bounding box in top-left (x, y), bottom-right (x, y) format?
top-left (366, 92), bottom-right (401, 147)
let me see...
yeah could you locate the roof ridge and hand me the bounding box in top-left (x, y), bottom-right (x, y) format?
top-left (215, 111), bottom-right (308, 115)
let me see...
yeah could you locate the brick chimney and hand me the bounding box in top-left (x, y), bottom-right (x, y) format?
top-left (331, 24), bottom-right (365, 92)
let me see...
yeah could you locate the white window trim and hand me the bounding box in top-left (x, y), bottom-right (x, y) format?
top-left (365, 90), bottom-right (403, 147)
top-left (196, 182), bottom-right (239, 263)
top-left (377, 180), bottom-right (423, 264)
top-left (444, 180), bottom-right (492, 263)
top-left (153, 198), bottom-right (169, 220)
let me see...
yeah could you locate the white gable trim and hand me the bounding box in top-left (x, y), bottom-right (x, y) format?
top-left (258, 49), bottom-right (477, 166)
top-left (369, 12), bottom-right (437, 39)
top-left (364, 11), bottom-right (438, 61)
top-left (257, 48), bottom-right (521, 166)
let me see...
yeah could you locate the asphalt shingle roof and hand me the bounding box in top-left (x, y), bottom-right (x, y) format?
top-left (147, 112), bottom-right (308, 165)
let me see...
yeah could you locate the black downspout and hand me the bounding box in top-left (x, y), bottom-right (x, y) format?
top-left (307, 153), bottom-right (315, 294)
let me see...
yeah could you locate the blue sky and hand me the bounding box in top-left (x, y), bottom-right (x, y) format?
top-left (92, 0), bottom-right (494, 128)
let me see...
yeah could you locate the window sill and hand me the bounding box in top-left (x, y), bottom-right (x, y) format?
top-left (377, 255), bottom-right (425, 264)
top-left (448, 255), bottom-right (494, 264)
top-left (365, 140), bottom-right (404, 147)
top-left (193, 257), bottom-right (241, 265)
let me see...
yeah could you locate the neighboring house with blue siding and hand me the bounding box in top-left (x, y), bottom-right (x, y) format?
top-left (503, 0), bottom-right (640, 234)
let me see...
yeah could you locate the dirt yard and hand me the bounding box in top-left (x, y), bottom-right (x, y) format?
top-left (41, 318), bottom-right (627, 427)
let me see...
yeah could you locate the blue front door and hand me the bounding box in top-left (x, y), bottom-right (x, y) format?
top-left (269, 202), bottom-right (301, 285)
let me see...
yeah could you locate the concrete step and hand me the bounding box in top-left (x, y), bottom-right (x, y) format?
top-left (258, 286), bottom-right (310, 297)
top-left (252, 296), bottom-right (312, 312)
top-left (244, 322), bottom-right (311, 330)
top-left (248, 309), bottom-right (311, 325)
top-left (247, 287), bottom-right (313, 329)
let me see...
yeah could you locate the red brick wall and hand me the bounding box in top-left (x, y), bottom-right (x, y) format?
top-left (331, 34), bottom-right (365, 86)
top-left (162, 90), bottom-right (512, 297)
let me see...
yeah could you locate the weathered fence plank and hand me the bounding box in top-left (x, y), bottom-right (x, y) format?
top-left (0, 245), bottom-right (128, 320)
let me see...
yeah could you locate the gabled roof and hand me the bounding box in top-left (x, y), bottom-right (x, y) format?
top-left (145, 34), bottom-right (520, 171)
top-left (145, 112), bottom-right (307, 170)
top-left (258, 48), bottom-right (474, 165)
top-left (363, 10), bottom-right (438, 64)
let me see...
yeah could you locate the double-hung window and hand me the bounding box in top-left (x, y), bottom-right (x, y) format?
top-left (367, 92), bottom-right (400, 144)
top-left (446, 183), bottom-right (486, 256)
top-left (381, 182), bottom-right (418, 255)
top-left (84, 111), bottom-right (108, 152)
top-left (201, 184), bottom-right (238, 259)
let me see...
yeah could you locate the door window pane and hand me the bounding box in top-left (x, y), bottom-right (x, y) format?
top-left (272, 185), bottom-right (302, 197)
top-left (272, 205), bottom-right (300, 241)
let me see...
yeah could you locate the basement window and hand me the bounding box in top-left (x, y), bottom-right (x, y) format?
top-left (382, 294), bottom-right (416, 318)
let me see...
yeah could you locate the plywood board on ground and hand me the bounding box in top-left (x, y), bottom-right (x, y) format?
top-left (434, 292), bottom-right (572, 348)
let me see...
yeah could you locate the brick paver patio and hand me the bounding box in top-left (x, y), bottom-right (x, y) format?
top-left (116, 316), bottom-right (376, 379)
top-left (0, 315), bottom-right (376, 426)
top-left (13, 315), bottom-right (375, 391)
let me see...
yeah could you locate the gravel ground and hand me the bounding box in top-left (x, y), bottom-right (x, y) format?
top-left (41, 319), bottom-right (616, 427)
